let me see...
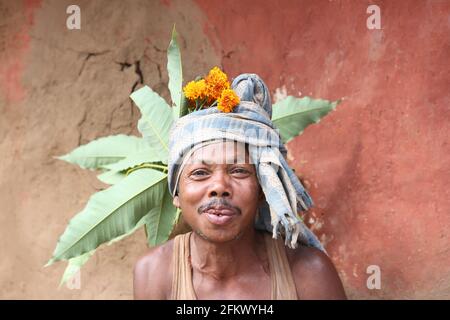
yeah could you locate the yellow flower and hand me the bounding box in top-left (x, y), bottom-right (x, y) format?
top-left (183, 79), bottom-right (207, 100)
top-left (217, 89), bottom-right (240, 113)
top-left (183, 67), bottom-right (236, 112)
top-left (205, 66), bottom-right (230, 101)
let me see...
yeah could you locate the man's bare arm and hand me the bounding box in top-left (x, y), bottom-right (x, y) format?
top-left (290, 246), bottom-right (347, 300)
top-left (133, 243), bottom-right (173, 300)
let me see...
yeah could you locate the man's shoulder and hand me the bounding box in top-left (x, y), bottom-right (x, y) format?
top-left (286, 244), bottom-right (332, 273)
top-left (286, 244), bottom-right (347, 299)
top-left (135, 238), bottom-right (175, 269)
top-left (133, 237), bottom-right (176, 299)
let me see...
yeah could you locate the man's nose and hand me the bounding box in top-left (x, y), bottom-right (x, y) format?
top-left (208, 171), bottom-right (231, 198)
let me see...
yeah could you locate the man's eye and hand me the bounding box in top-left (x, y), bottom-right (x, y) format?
top-left (191, 169), bottom-right (209, 176)
top-left (231, 167), bottom-right (250, 175)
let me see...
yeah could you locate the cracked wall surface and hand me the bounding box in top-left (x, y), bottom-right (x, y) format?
top-left (0, 0), bottom-right (219, 299)
top-left (1, 0), bottom-right (449, 299)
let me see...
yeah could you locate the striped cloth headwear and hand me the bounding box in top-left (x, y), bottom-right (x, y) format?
top-left (167, 73), bottom-right (324, 251)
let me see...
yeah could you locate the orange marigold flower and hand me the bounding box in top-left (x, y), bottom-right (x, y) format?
top-left (205, 66), bottom-right (230, 101)
top-left (217, 89), bottom-right (240, 113)
top-left (183, 79), bottom-right (207, 100)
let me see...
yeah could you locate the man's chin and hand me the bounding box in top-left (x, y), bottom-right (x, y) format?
top-left (193, 228), bottom-right (244, 244)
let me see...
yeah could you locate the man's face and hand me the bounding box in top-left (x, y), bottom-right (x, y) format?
top-left (173, 141), bottom-right (263, 243)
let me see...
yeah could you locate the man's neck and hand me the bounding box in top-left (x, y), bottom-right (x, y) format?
top-left (189, 228), bottom-right (266, 280)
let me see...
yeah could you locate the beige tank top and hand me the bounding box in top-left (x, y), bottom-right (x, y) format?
top-left (170, 231), bottom-right (298, 300)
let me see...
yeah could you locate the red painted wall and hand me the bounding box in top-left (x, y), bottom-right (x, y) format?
top-left (195, 0), bottom-right (450, 298)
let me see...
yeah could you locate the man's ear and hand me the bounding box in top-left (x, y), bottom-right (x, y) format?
top-left (173, 195), bottom-right (180, 208)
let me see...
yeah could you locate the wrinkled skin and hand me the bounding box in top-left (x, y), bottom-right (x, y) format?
top-left (173, 140), bottom-right (264, 244)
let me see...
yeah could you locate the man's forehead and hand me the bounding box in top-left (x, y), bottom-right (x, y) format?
top-left (188, 141), bottom-right (252, 164)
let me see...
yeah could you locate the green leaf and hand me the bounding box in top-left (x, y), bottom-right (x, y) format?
top-left (46, 169), bottom-right (168, 265)
top-left (59, 212), bottom-right (152, 286)
top-left (97, 170), bottom-right (126, 185)
top-left (130, 86), bottom-right (173, 162)
top-left (100, 149), bottom-right (163, 173)
top-left (58, 212), bottom-right (151, 286)
top-left (107, 212), bottom-right (151, 245)
top-left (179, 92), bottom-right (189, 118)
top-left (167, 25), bottom-right (183, 119)
top-left (59, 250), bottom-right (95, 288)
top-left (145, 186), bottom-right (178, 246)
top-left (98, 149), bottom-right (165, 185)
top-left (272, 96), bottom-right (341, 143)
top-left (57, 134), bottom-right (147, 170)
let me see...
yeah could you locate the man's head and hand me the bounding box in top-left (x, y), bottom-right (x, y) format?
top-left (173, 140), bottom-right (264, 243)
top-left (167, 73), bottom-right (323, 250)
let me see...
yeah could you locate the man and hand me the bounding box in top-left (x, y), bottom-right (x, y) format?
top-left (134, 74), bottom-right (346, 300)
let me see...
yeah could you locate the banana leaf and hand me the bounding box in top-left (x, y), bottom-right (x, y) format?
top-left (145, 186), bottom-right (178, 246)
top-left (59, 212), bottom-right (153, 286)
top-left (97, 170), bottom-right (126, 185)
top-left (272, 96), bottom-right (341, 143)
top-left (167, 25), bottom-right (184, 118)
top-left (130, 86), bottom-right (174, 162)
top-left (59, 250), bottom-right (95, 288)
top-left (46, 168), bottom-right (167, 266)
top-left (57, 134), bottom-right (147, 170)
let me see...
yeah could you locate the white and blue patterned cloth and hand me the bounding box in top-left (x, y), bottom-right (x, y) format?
top-left (167, 73), bottom-right (324, 251)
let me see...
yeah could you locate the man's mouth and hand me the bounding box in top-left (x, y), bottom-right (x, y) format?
top-left (202, 206), bottom-right (237, 226)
